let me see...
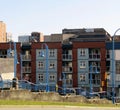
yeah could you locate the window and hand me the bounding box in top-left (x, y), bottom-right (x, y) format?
top-left (38, 61), bottom-right (44, 69)
top-left (38, 74), bottom-right (44, 82)
top-left (80, 74), bottom-right (86, 82)
top-left (49, 75), bottom-right (55, 81)
top-left (49, 49), bottom-right (55, 57)
top-left (80, 61), bottom-right (86, 68)
top-left (38, 50), bottom-right (44, 57)
top-left (116, 61), bottom-right (120, 74)
top-left (106, 50), bottom-right (110, 59)
top-left (80, 49), bottom-right (86, 56)
top-left (49, 61), bottom-right (55, 69)
top-left (89, 74), bottom-right (100, 85)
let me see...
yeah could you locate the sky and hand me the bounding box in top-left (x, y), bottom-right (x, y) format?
top-left (0, 0), bottom-right (120, 41)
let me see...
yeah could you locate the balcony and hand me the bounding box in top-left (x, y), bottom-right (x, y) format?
top-left (22, 67), bottom-right (31, 73)
top-left (89, 54), bottom-right (100, 59)
top-left (62, 66), bottom-right (72, 73)
top-left (62, 54), bottom-right (72, 61)
top-left (22, 55), bottom-right (31, 61)
top-left (62, 79), bottom-right (72, 87)
top-left (89, 66), bottom-right (100, 73)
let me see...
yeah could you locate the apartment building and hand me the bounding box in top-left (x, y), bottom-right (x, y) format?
top-left (0, 28), bottom-right (120, 96)
top-left (20, 28), bottom-right (111, 93)
top-left (0, 21), bottom-right (6, 42)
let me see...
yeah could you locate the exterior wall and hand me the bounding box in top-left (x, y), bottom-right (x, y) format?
top-left (73, 41), bottom-right (106, 91)
top-left (44, 34), bottom-right (62, 42)
top-left (0, 21), bottom-right (6, 42)
top-left (115, 50), bottom-right (120, 60)
top-left (44, 35), bottom-right (51, 42)
top-left (6, 33), bottom-right (12, 42)
top-left (36, 49), bottom-right (57, 84)
top-left (30, 32), bottom-right (44, 42)
top-left (77, 48), bottom-right (89, 86)
top-left (0, 43), bottom-right (21, 79)
top-left (18, 35), bottom-right (30, 43)
top-left (31, 42), bottom-right (62, 84)
top-left (0, 58), bottom-right (14, 73)
top-left (62, 34), bottom-right (75, 41)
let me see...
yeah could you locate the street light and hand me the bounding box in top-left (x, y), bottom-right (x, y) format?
top-left (112, 28), bottom-right (120, 104)
top-left (89, 65), bottom-right (93, 97)
top-left (8, 41), bottom-right (18, 78)
top-left (89, 63), bottom-right (98, 97)
top-left (62, 72), bottom-right (66, 95)
top-left (14, 42), bottom-right (17, 78)
top-left (8, 42), bottom-right (18, 89)
top-left (40, 43), bottom-right (49, 92)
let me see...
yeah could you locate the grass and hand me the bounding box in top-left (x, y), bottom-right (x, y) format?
top-left (0, 100), bottom-right (119, 107)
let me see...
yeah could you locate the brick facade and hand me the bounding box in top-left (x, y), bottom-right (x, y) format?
top-left (73, 41), bottom-right (106, 91)
top-left (31, 42), bottom-right (62, 83)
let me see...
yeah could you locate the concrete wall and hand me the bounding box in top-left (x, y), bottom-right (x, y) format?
top-left (0, 58), bottom-right (14, 73)
top-left (0, 90), bottom-right (112, 104)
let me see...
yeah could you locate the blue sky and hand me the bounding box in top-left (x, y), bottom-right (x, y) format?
top-left (0, 0), bottom-right (120, 41)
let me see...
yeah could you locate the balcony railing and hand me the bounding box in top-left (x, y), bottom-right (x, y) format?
top-left (66, 79), bottom-right (72, 85)
top-left (89, 66), bottom-right (100, 73)
top-left (62, 54), bottom-right (72, 60)
top-left (89, 79), bottom-right (100, 85)
top-left (89, 54), bottom-right (100, 59)
top-left (62, 79), bottom-right (73, 87)
top-left (22, 55), bottom-right (31, 61)
top-left (62, 66), bottom-right (72, 72)
top-left (22, 67), bottom-right (31, 73)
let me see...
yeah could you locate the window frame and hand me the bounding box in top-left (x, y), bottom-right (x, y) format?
top-left (49, 74), bottom-right (56, 81)
top-left (80, 61), bottom-right (86, 68)
top-left (49, 49), bottom-right (55, 57)
top-left (80, 74), bottom-right (86, 82)
top-left (38, 61), bottom-right (44, 69)
top-left (38, 73), bottom-right (44, 82)
top-left (80, 49), bottom-right (86, 57)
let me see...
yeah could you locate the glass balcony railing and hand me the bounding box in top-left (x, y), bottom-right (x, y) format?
top-left (89, 54), bottom-right (100, 59)
top-left (22, 55), bottom-right (31, 61)
top-left (62, 54), bottom-right (72, 60)
top-left (62, 66), bottom-right (72, 72)
top-left (22, 67), bottom-right (31, 73)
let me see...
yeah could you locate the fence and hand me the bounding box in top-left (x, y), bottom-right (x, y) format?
top-left (0, 80), bottom-right (56, 92)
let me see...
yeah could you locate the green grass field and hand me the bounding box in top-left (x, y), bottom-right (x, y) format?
top-left (0, 100), bottom-right (119, 107)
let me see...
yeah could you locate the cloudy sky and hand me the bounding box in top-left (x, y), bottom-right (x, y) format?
top-left (0, 0), bottom-right (120, 41)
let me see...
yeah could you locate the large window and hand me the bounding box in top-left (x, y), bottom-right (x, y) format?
top-left (89, 74), bottom-right (100, 85)
top-left (38, 74), bottom-right (44, 82)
